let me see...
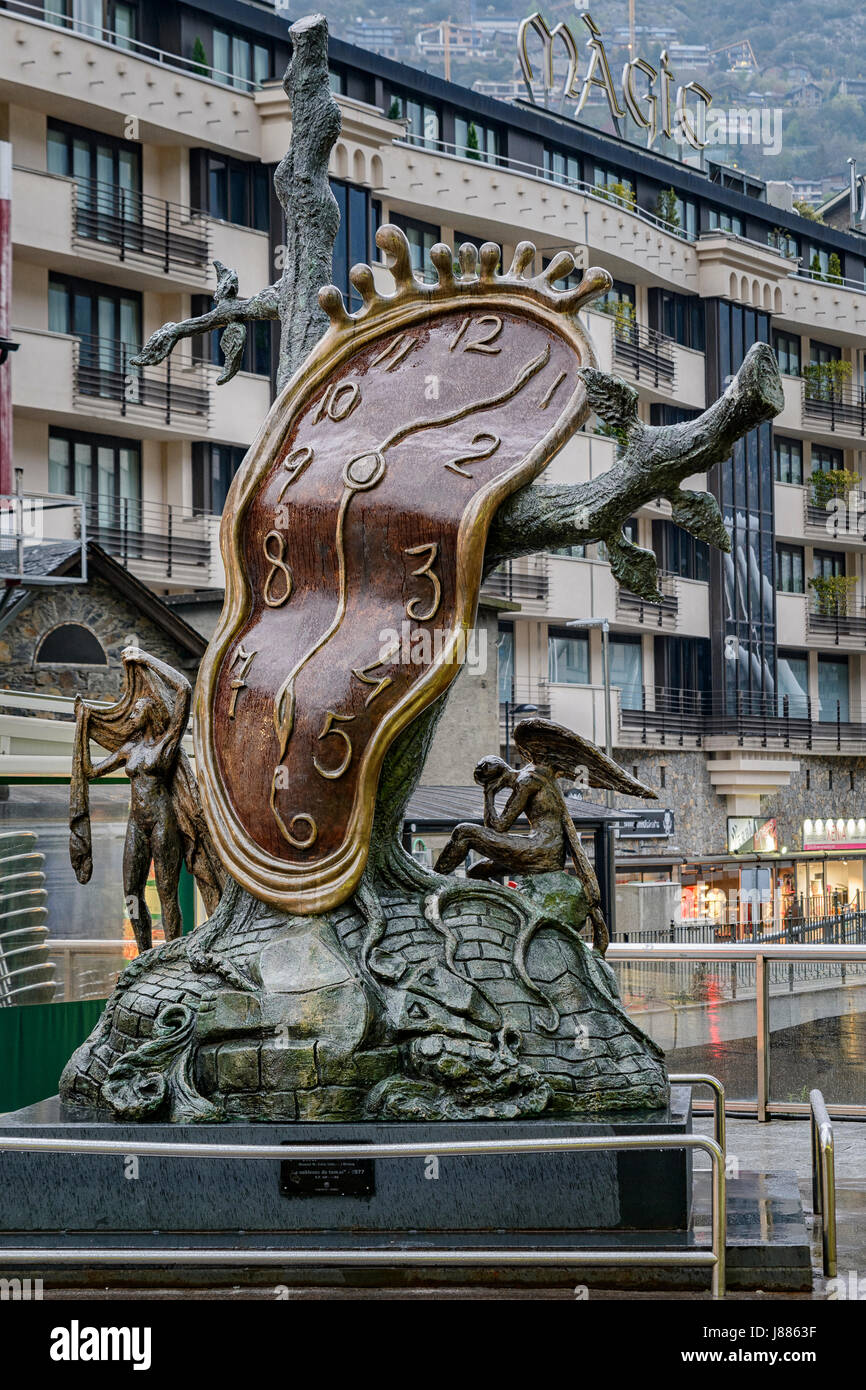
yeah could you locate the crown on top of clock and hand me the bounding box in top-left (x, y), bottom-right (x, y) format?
top-left (317, 224), bottom-right (613, 335)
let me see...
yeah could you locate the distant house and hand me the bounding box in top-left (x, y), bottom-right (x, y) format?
top-left (787, 82), bottom-right (824, 109)
top-left (837, 77), bottom-right (866, 100)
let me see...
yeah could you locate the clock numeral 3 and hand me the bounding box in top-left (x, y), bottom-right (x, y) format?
top-left (404, 542), bottom-right (442, 622)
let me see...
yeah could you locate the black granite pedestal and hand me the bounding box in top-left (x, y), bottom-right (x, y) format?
top-left (0, 1088), bottom-right (812, 1290)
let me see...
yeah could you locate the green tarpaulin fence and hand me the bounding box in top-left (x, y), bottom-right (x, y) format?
top-left (0, 998), bottom-right (106, 1115)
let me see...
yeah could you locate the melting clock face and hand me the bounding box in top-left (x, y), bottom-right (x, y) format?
top-left (198, 303), bottom-right (589, 912)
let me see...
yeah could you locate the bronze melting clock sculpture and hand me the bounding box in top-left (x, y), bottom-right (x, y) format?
top-left (59, 15), bottom-right (783, 1123)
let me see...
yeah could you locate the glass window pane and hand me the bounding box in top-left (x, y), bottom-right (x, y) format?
top-left (213, 30), bottom-right (230, 81)
top-left (232, 37), bottom-right (251, 89)
top-left (498, 628), bottom-right (514, 704)
top-left (48, 435), bottom-right (70, 494)
top-left (73, 441), bottom-right (92, 499)
top-left (777, 654), bottom-right (808, 714)
top-left (113, 3), bottom-right (135, 48)
top-left (611, 638), bottom-right (643, 710)
top-left (253, 46), bottom-right (269, 86)
top-left (48, 281), bottom-right (69, 334)
top-left (97, 446), bottom-right (116, 525)
top-left (818, 658), bottom-right (849, 722)
top-left (229, 166), bottom-right (247, 224)
top-left (47, 128), bottom-right (68, 176)
top-left (548, 634), bottom-right (589, 684)
top-left (209, 159), bottom-right (228, 220)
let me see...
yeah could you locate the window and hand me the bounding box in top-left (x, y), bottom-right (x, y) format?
top-left (774, 436), bottom-right (803, 485)
top-left (812, 445), bottom-right (843, 472)
top-left (192, 295), bottom-right (271, 378)
top-left (768, 227), bottom-right (799, 259)
top-left (213, 29), bottom-right (270, 90)
top-left (197, 152), bottom-right (269, 231)
top-left (387, 93), bottom-right (440, 148)
top-left (650, 290), bottom-right (704, 351)
top-left (35, 624), bottom-right (107, 666)
top-left (554, 544), bottom-right (587, 558)
top-left (610, 636), bottom-right (643, 710)
top-left (548, 628), bottom-right (589, 684)
top-left (775, 544), bottom-right (805, 593)
top-left (708, 208), bottom-right (743, 236)
top-left (818, 655), bottom-right (849, 722)
top-left (192, 443), bottom-right (247, 515)
top-left (49, 429), bottom-right (141, 533)
top-left (44, 0), bottom-right (137, 46)
top-left (454, 116), bottom-right (499, 162)
top-left (807, 245), bottom-right (840, 279)
top-left (813, 549), bottom-right (845, 581)
top-left (390, 213), bottom-right (440, 282)
top-left (544, 148), bottom-right (580, 184)
top-left (47, 119), bottom-right (141, 244)
top-left (652, 520), bottom-right (709, 581)
top-left (331, 182), bottom-right (375, 310)
top-left (541, 255), bottom-right (579, 290)
top-left (497, 624), bottom-right (514, 704)
top-left (596, 279), bottom-right (636, 317)
top-left (592, 165), bottom-right (634, 206)
top-left (49, 274), bottom-right (141, 394)
top-left (773, 331), bottom-right (801, 376)
top-left (654, 635), bottom-right (710, 694)
top-left (777, 651), bottom-right (808, 714)
top-left (811, 339), bottom-right (842, 368)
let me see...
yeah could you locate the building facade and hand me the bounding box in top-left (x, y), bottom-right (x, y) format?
top-left (4, 0), bottom-right (866, 927)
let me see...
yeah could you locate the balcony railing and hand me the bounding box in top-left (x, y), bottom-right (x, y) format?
top-left (483, 557), bottom-right (549, 603)
top-left (620, 685), bottom-right (861, 750)
top-left (68, 177), bottom-right (210, 274)
top-left (615, 574), bottom-right (678, 629)
top-left (803, 382), bottom-right (866, 435)
top-left (612, 322), bottom-right (676, 389)
top-left (1, 1), bottom-right (263, 92)
top-left (806, 603), bottom-right (866, 646)
top-left (83, 498), bottom-right (211, 578)
top-left (73, 335), bottom-right (209, 425)
top-left (396, 133), bottom-right (696, 242)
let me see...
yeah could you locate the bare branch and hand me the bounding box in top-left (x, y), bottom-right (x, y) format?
top-left (487, 342), bottom-right (784, 598)
top-left (130, 282), bottom-right (279, 380)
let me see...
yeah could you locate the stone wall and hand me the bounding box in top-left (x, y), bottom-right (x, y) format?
top-left (0, 575), bottom-right (200, 701)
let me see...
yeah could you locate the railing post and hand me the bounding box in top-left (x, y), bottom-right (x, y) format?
top-left (837, 698), bottom-right (842, 751)
top-left (166, 352), bottom-right (171, 426)
top-left (756, 950), bottom-right (770, 1122)
top-left (783, 692), bottom-right (790, 748)
top-left (120, 341), bottom-right (127, 417)
top-left (807, 694), bottom-right (813, 750)
top-left (167, 504), bottom-right (173, 579)
top-left (164, 198), bottom-right (171, 274)
top-left (737, 688), bottom-right (744, 746)
top-left (119, 186), bottom-right (126, 262)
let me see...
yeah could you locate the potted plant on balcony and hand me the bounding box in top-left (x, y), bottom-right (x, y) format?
top-left (654, 187), bottom-right (680, 230)
top-left (802, 358), bottom-right (852, 403)
top-left (809, 466), bottom-right (862, 510)
top-left (809, 572), bottom-right (857, 617)
top-left (191, 37), bottom-right (209, 79)
top-left (594, 180), bottom-right (636, 210)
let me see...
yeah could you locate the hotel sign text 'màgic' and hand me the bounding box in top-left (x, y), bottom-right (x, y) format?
top-left (518, 10), bottom-right (713, 152)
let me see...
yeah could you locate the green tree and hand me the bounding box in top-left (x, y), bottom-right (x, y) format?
top-left (465, 121), bottom-right (480, 160)
top-left (191, 36), bottom-right (209, 79)
top-left (654, 187), bottom-right (680, 229)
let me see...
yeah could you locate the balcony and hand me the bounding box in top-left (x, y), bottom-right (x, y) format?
top-left (803, 382), bottom-right (866, 439)
top-left (612, 322), bottom-right (675, 390)
top-left (12, 327), bottom-right (211, 440)
top-left (806, 603), bottom-right (866, 650)
top-left (620, 686), bottom-right (866, 753)
top-left (83, 498), bottom-right (221, 590)
top-left (615, 574), bottom-right (678, 630)
top-left (12, 169), bottom-right (211, 288)
top-left (482, 555), bottom-right (549, 612)
top-left (0, 5), bottom-right (262, 159)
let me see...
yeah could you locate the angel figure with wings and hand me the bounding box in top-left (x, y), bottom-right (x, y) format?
top-left (69, 648), bottom-right (225, 952)
top-left (433, 717), bottom-right (656, 955)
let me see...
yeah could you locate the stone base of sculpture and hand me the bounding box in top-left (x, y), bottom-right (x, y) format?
top-left (59, 872), bottom-right (668, 1123)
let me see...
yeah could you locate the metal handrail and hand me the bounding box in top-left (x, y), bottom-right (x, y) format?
top-left (396, 133), bottom-right (696, 242)
top-left (810, 1089), bottom-right (837, 1278)
top-left (669, 1072), bottom-right (726, 1155)
top-left (0, 2), bottom-right (263, 93)
top-left (0, 1130), bottom-right (727, 1297)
